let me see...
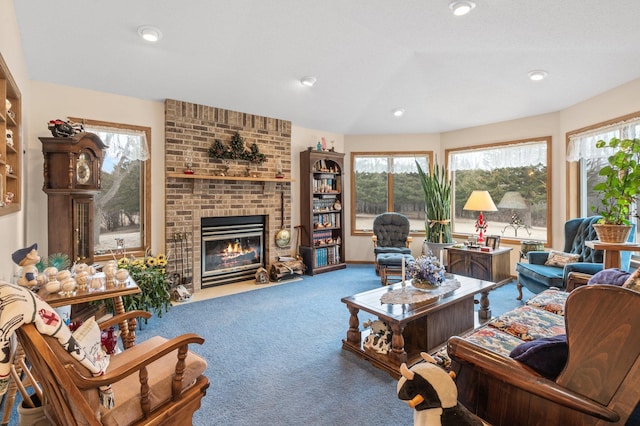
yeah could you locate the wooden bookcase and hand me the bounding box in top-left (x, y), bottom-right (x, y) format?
top-left (299, 149), bottom-right (346, 275)
top-left (0, 53), bottom-right (21, 215)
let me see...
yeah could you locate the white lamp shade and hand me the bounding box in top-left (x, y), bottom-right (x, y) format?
top-left (497, 191), bottom-right (528, 210)
top-left (463, 190), bottom-right (498, 212)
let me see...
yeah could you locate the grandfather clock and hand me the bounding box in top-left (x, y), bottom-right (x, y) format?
top-left (41, 132), bottom-right (107, 264)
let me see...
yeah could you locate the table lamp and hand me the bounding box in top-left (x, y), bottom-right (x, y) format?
top-left (497, 191), bottom-right (527, 225)
top-left (463, 190), bottom-right (498, 244)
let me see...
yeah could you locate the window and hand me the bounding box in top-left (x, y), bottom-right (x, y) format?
top-left (70, 118), bottom-right (151, 260)
top-left (567, 112), bottom-right (640, 242)
top-left (447, 138), bottom-right (551, 244)
top-left (351, 152), bottom-right (431, 234)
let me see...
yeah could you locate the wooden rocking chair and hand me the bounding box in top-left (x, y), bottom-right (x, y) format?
top-left (15, 309), bottom-right (209, 425)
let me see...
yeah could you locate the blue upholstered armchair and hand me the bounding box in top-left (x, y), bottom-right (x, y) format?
top-left (372, 213), bottom-right (412, 274)
top-left (516, 216), bottom-right (636, 299)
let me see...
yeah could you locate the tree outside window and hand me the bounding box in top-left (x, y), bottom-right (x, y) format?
top-left (448, 139), bottom-right (550, 244)
top-left (71, 119), bottom-right (151, 259)
top-left (351, 152), bottom-right (431, 234)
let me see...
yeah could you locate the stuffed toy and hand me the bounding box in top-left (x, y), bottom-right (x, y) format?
top-left (397, 352), bottom-right (484, 426)
top-left (47, 119), bottom-right (83, 137)
top-left (362, 319), bottom-right (392, 354)
top-left (11, 243), bottom-right (41, 288)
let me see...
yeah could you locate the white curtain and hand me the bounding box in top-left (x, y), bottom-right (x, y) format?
top-left (566, 117), bottom-right (640, 162)
top-left (449, 141), bottom-right (547, 171)
top-left (353, 155), bottom-right (429, 174)
top-left (85, 125), bottom-right (150, 161)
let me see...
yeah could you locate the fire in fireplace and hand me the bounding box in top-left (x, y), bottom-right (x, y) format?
top-left (201, 215), bottom-right (265, 287)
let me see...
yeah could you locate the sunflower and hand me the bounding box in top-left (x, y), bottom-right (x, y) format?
top-left (156, 254), bottom-right (168, 267)
top-left (146, 257), bottom-right (158, 267)
top-left (117, 257), bottom-right (130, 268)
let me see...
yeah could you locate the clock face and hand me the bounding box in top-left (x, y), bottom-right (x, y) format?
top-left (76, 153), bottom-right (91, 185)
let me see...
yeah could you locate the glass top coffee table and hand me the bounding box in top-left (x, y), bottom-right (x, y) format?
top-left (341, 274), bottom-right (496, 378)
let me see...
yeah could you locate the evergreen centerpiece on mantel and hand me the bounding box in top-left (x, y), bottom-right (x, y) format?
top-left (208, 131), bottom-right (266, 164)
top-left (592, 137), bottom-right (640, 243)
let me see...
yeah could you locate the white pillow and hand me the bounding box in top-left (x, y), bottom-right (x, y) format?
top-left (544, 250), bottom-right (580, 267)
top-left (72, 316), bottom-right (110, 372)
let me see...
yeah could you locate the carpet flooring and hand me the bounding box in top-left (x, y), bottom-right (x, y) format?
top-left (2, 265), bottom-right (536, 425)
top-left (135, 264), bottom-right (534, 426)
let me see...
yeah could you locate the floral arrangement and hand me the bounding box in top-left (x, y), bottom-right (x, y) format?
top-left (406, 254), bottom-right (446, 286)
top-left (116, 252), bottom-right (171, 319)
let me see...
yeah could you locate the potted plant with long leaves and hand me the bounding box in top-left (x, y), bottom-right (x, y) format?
top-left (416, 159), bottom-right (454, 257)
top-left (592, 137), bottom-right (640, 242)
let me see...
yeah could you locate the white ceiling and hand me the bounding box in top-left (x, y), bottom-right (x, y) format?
top-left (13, 0), bottom-right (640, 135)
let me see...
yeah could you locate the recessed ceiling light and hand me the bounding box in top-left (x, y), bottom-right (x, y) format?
top-left (449, 1), bottom-right (476, 16)
top-left (528, 70), bottom-right (548, 81)
top-left (392, 108), bottom-right (405, 117)
top-left (300, 76), bottom-right (317, 87)
top-left (137, 26), bottom-right (162, 42)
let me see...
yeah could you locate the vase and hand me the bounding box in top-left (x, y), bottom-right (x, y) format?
top-left (593, 224), bottom-right (632, 244)
top-left (410, 279), bottom-right (440, 291)
top-left (422, 241), bottom-right (455, 265)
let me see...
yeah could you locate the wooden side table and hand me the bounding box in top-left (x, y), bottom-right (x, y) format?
top-left (446, 246), bottom-right (513, 286)
top-left (585, 240), bottom-right (640, 269)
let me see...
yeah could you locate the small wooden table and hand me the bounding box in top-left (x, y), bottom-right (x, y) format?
top-left (585, 240), bottom-right (640, 269)
top-left (446, 246), bottom-right (512, 286)
top-left (341, 275), bottom-right (496, 378)
top-left (40, 275), bottom-right (141, 348)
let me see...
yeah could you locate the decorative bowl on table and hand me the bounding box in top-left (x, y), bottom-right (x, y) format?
top-left (410, 279), bottom-right (441, 291)
top-left (406, 254), bottom-right (446, 291)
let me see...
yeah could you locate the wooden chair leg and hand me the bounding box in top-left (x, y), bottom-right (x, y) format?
top-left (516, 282), bottom-right (523, 300)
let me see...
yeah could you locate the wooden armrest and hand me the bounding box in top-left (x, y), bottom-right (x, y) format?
top-left (372, 235), bottom-right (378, 248)
top-left (565, 272), bottom-right (592, 292)
top-left (98, 310), bottom-right (152, 330)
top-left (406, 236), bottom-right (413, 247)
top-left (64, 333), bottom-right (205, 388)
top-left (447, 336), bottom-right (619, 422)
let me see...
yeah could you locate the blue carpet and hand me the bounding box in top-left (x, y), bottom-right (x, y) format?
top-left (0, 265), bottom-right (538, 425)
top-left (134, 265), bottom-right (533, 426)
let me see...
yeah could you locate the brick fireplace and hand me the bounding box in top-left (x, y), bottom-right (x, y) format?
top-left (164, 99), bottom-right (292, 292)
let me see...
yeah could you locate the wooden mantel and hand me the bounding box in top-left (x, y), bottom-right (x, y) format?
top-left (166, 172), bottom-right (294, 183)
top-left (166, 172), bottom-right (294, 193)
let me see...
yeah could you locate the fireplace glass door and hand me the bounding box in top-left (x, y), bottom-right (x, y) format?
top-left (201, 215), bottom-right (265, 287)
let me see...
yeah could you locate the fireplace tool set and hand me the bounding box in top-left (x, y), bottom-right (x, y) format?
top-left (169, 232), bottom-right (192, 301)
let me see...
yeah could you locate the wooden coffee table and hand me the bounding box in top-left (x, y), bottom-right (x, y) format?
top-left (341, 274), bottom-right (495, 378)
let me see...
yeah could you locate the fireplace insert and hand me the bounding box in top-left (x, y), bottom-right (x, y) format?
top-left (201, 215), bottom-right (265, 287)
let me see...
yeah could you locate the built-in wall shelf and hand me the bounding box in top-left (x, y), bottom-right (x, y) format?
top-left (0, 53), bottom-right (22, 216)
top-left (166, 172), bottom-right (295, 183)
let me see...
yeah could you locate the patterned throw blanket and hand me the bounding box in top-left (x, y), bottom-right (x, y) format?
top-left (0, 281), bottom-right (114, 408)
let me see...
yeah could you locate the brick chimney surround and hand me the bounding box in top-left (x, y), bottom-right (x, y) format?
top-left (165, 99), bottom-right (293, 292)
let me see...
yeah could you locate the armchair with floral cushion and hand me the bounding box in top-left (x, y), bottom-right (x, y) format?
top-left (447, 283), bottom-right (640, 425)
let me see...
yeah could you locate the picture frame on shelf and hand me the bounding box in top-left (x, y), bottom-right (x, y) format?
top-left (485, 235), bottom-right (500, 250)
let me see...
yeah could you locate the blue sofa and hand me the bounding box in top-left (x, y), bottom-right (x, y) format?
top-left (515, 216), bottom-right (635, 299)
